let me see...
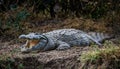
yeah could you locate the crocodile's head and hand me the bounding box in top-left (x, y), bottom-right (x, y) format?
top-left (19, 33), bottom-right (47, 52)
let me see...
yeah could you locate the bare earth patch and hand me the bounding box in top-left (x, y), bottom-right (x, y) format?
top-left (0, 41), bottom-right (91, 69)
top-left (15, 47), bottom-right (85, 69)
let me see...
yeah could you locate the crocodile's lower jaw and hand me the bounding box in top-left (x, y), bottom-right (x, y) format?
top-left (26, 39), bottom-right (40, 48)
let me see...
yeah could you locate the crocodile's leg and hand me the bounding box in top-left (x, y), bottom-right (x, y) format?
top-left (56, 41), bottom-right (70, 50)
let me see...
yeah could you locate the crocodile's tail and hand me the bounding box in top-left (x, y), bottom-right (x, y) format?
top-left (88, 32), bottom-right (114, 43)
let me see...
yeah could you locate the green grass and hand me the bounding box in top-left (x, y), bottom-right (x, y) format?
top-left (80, 41), bottom-right (120, 63)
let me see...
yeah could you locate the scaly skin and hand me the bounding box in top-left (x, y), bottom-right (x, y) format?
top-left (19, 29), bottom-right (112, 53)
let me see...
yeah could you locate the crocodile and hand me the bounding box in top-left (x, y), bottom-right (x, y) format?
top-left (19, 29), bottom-right (113, 53)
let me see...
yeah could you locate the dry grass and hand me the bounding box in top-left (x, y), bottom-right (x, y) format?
top-left (25, 17), bottom-right (113, 33)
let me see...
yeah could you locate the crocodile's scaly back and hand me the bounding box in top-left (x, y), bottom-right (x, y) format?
top-left (88, 32), bottom-right (114, 43)
top-left (19, 29), bottom-right (114, 53)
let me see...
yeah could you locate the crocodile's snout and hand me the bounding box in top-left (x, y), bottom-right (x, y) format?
top-left (19, 33), bottom-right (42, 40)
top-left (19, 34), bottom-right (26, 39)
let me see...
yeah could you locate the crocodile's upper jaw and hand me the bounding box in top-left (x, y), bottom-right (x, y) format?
top-left (19, 33), bottom-right (41, 40)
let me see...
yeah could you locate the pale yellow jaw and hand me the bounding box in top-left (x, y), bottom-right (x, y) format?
top-left (25, 40), bottom-right (40, 48)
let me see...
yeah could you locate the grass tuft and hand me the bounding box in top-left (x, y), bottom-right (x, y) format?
top-left (80, 41), bottom-right (120, 63)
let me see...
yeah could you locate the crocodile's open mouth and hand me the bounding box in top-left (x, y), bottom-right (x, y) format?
top-left (19, 33), bottom-right (42, 48)
top-left (25, 39), bottom-right (40, 48)
top-left (19, 33), bottom-right (48, 51)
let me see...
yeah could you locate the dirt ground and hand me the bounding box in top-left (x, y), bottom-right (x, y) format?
top-left (16, 47), bottom-right (85, 69)
top-left (0, 41), bottom-right (92, 69)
